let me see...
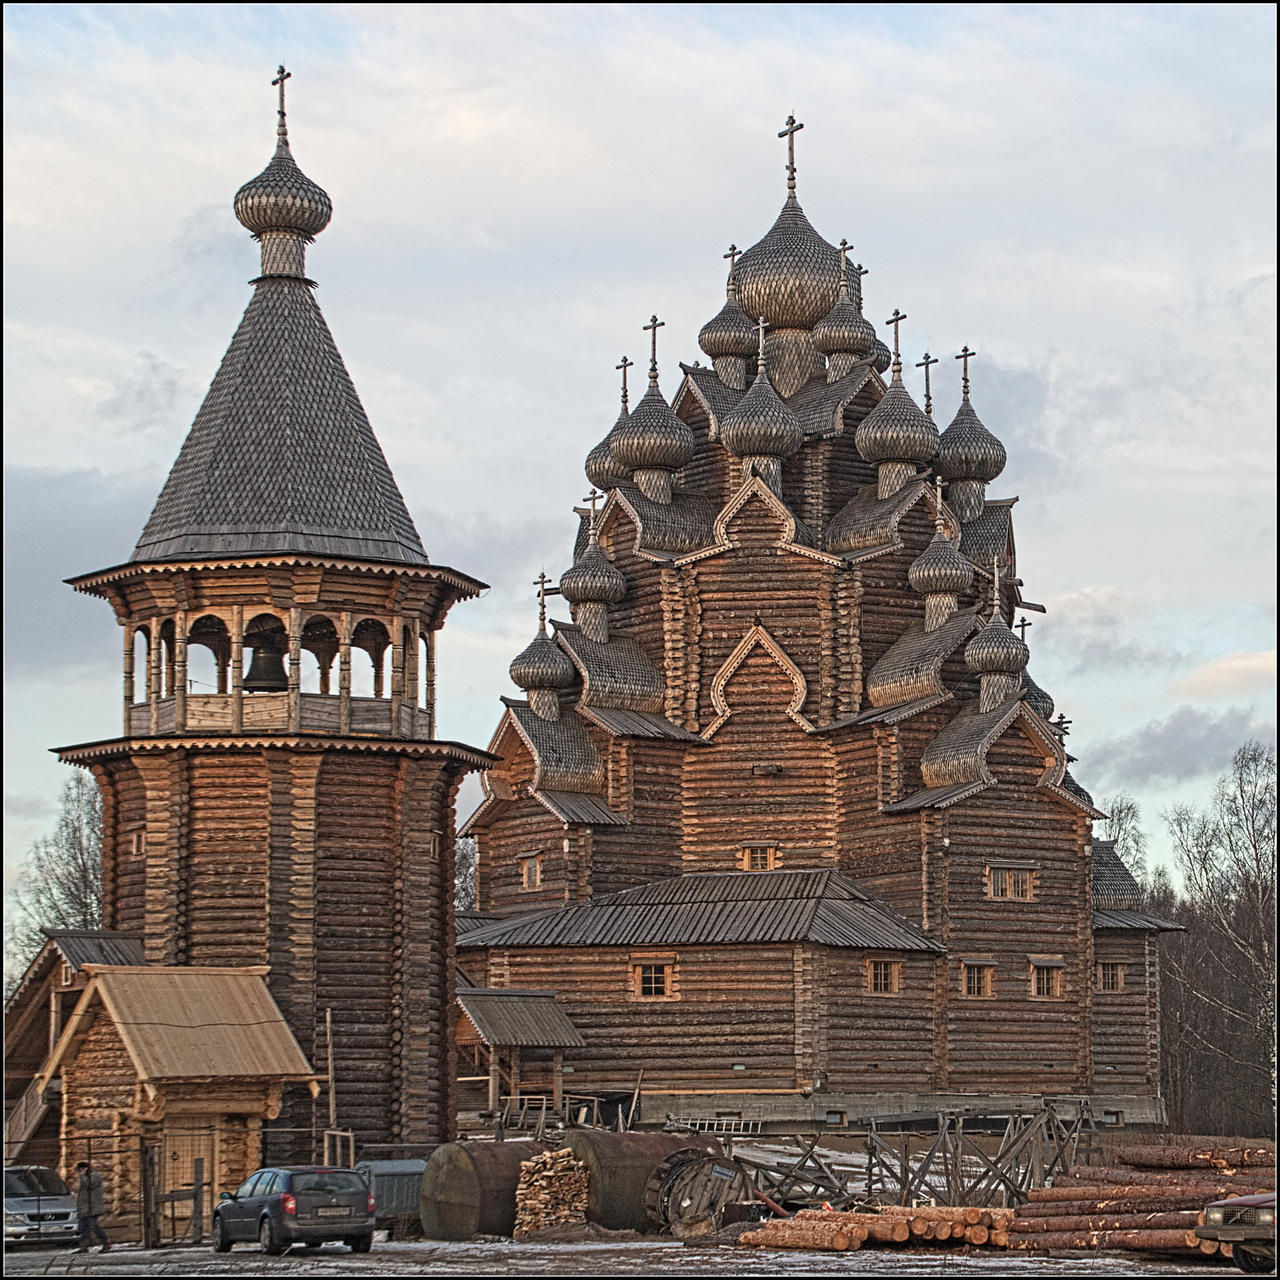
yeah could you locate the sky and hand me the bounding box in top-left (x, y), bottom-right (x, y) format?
top-left (3, 3), bottom-right (1276, 886)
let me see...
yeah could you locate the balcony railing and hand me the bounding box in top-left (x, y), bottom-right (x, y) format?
top-left (127, 693), bottom-right (429, 740)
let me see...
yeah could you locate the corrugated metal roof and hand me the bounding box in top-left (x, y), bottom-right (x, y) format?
top-left (43, 929), bottom-right (145, 971)
top-left (49, 966), bottom-right (316, 1084)
top-left (458, 870), bottom-right (943, 953)
top-left (456, 989), bottom-right (585, 1048)
top-left (1093, 909), bottom-right (1184, 932)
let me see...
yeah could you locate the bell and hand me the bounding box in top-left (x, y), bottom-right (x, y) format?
top-left (243, 645), bottom-right (289, 692)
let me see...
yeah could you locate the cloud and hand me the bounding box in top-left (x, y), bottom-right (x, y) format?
top-left (1085, 704), bottom-right (1277, 787)
top-left (1171, 650), bottom-right (1276, 699)
top-left (1033, 585), bottom-right (1187, 675)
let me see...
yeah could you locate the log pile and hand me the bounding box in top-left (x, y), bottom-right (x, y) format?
top-left (1009, 1145), bottom-right (1276, 1259)
top-left (513, 1148), bottom-right (590, 1241)
top-left (738, 1206), bottom-right (1014, 1252)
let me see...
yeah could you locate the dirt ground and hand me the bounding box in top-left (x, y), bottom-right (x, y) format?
top-left (3, 1239), bottom-right (1230, 1276)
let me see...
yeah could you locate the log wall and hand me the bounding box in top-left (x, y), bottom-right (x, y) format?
top-left (1092, 931), bottom-right (1160, 1093)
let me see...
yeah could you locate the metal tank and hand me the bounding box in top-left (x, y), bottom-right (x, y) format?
top-left (418, 1140), bottom-right (547, 1240)
top-left (560, 1131), bottom-right (724, 1232)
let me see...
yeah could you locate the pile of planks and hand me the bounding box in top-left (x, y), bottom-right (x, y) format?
top-left (738, 1206), bottom-right (1013, 1252)
top-left (1009, 1146), bottom-right (1275, 1259)
top-left (513, 1148), bottom-right (590, 1241)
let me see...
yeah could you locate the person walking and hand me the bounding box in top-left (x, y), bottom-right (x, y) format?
top-left (75, 1161), bottom-right (110, 1252)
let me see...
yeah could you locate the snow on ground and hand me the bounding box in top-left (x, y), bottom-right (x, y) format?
top-left (3, 1240), bottom-right (1224, 1276)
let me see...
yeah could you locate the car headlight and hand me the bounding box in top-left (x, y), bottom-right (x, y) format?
top-left (4, 1211), bottom-right (29, 1226)
top-left (1204, 1206), bottom-right (1226, 1225)
top-left (1256, 1207), bottom-right (1275, 1226)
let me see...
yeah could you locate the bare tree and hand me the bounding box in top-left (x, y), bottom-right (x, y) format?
top-left (1099, 790), bottom-right (1149, 883)
top-left (1164, 740), bottom-right (1276, 1128)
top-left (454, 834), bottom-right (477, 911)
top-left (4, 773), bottom-right (103, 995)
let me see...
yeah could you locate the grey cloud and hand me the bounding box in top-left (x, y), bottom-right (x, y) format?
top-left (3, 794), bottom-right (55, 822)
top-left (3, 466), bottom-right (156, 676)
top-left (95, 350), bottom-right (185, 438)
top-left (1035, 604), bottom-right (1186, 676)
top-left (1084, 704), bottom-right (1277, 788)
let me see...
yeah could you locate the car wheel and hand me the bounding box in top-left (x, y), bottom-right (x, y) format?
top-left (347, 1233), bottom-right (373, 1253)
top-left (259, 1217), bottom-right (285, 1256)
top-left (211, 1215), bottom-right (231, 1253)
top-left (1234, 1245), bottom-right (1274, 1274)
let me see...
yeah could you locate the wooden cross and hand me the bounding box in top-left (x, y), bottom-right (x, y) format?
top-left (778, 115), bottom-right (804, 194)
top-left (956, 345), bottom-right (977, 398)
top-left (643, 315), bottom-right (664, 380)
top-left (616, 355), bottom-right (633, 405)
top-left (916, 351), bottom-right (939, 416)
top-left (1054, 712), bottom-right (1072, 738)
top-left (884, 308), bottom-right (907, 359)
top-left (754, 315), bottom-right (769, 362)
top-left (1015, 616), bottom-right (1033, 642)
top-left (724, 244), bottom-right (741, 270)
top-left (933, 474), bottom-right (947, 534)
top-left (582, 489), bottom-right (603, 534)
top-left (272, 64), bottom-right (291, 118)
top-left (838, 238), bottom-right (852, 285)
top-left (532, 571), bottom-right (552, 627)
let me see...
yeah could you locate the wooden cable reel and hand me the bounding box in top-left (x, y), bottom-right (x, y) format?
top-left (644, 1148), bottom-right (755, 1235)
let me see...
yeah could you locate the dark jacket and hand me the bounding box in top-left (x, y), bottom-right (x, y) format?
top-left (76, 1168), bottom-right (106, 1217)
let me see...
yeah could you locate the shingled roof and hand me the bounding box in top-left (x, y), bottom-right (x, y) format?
top-left (132, 276), bottom-right (429, 566)
top-left (458, 869), bottom-right (944, 952)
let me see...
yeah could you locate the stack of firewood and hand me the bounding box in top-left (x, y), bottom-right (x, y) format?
top-left (738, 1206), bottom-right (1013, 1252)
top-left (513, 1148), bottom-right (590, 1241)
top-left (1010, 1143), bottom-right (1275, 1258)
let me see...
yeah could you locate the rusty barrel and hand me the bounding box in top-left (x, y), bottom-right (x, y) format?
top-left (560, 1131), bottom-right (723, 1232)
top-left (419, 1140), bottom-right (547, 1240)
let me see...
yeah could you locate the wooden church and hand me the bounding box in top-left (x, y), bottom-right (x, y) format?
top-left (458, 120), bottom-right (1178, 1125)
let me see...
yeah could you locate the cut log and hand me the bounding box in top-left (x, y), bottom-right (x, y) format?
top-left (1063, 1163), bottom-right (1274, 1188)
top-left (1011, 1212), bottom-right (1202, 1234)
top-left (1115, 1145), bottom-right (1276, 1170)
top-left (1017, 1195), bottom-right (1230, 1217)
top-left (1012, 1228), bottom-right (1203, 1252)
top-left (964, 1224), bottom-right (990, 1246)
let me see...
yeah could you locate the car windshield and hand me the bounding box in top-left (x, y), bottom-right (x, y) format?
top-left (5, 1168), bottom-right (70, 1197)
top-left (290, 1171), bottom-right (365, 1194)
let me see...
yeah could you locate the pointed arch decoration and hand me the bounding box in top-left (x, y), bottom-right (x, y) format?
top-left (705, 622), bottom-right (814, 739)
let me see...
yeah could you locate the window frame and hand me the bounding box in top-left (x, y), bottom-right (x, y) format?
top-left (1097, 961), bottom-right (1125, 993)
top-left (985, 860), bottom-right (1037, 901)
top-left (628, 951), bottom-right (679, 1002)
top-left (740, 844), bottom-right (778, 872)
top-left (960, 961), bottom-right (996, 999)
top-left (865, 957), bottom-right (903, 996)
top-left (1030, 960), bottom-right (1066, 1000)
top-left (518, 851), bottom-right (542, 891)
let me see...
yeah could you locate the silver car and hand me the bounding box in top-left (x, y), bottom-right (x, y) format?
top-left (4, 1166), bottom-right (79, 1247)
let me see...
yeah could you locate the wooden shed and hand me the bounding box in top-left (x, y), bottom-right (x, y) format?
top-left (39, 965), bottom-right (319, 1234)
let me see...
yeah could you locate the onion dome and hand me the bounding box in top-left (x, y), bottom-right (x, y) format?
top-left (734, 197), bottom-right (842, 330)
top-left (909, 527), bottom-right (974, 597)
top-left (611, 381), bottom-right (695, 474)
top-left (585, 405), bottom-right (630, 490)
top-left (965, 610), bottom-right (1029, 676)
top-left (698, 272), bottom-right (757, 360)
top-left (1022, 670), bottom-right (1055, 720)
top-left (812, 281), bottom-right (877, 359)
top-left (870, 337), bottom-right (892, 375)
top-left (854, 366), bottom-right (939, 468)
top-left (560, 541), bottom-right (626, 606)
top-left (720, 357), bottom-right (803, 462)
top-left (937, 396), bottom-right (1006, 485)
top-left (510, 628), bottom-right (576, 693)
top-left (234, 90), bottom-right (332, 239)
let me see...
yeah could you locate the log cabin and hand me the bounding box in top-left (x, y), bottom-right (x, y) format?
top-left (460, 128), bottom-right (1181, 1127)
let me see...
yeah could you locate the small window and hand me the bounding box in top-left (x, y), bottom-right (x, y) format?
top-left (1032, 965), bottom-right (1063, 999)
top-left (866, 959), bottom-right (902, 996)
top-left (1098, 962), bottom-right (1123, 993)
top-left (988, 865), bottom-right (1035, 899)
top-left (130, 830), bottom-right (146, 858)
top-left (519, 853), bottom-right (542, 891)
top-left (962, 963), bottom-right (994, 999)
top-left (741, 845), bottom-right (777, 872)
top-left (629, 952), bottom-right (678, 1001)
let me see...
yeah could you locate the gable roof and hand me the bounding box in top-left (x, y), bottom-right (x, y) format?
top-left (44, 928), bottom-right (145, 971)
top-left (132, 278), bottom-right (429, 567)
top-left (456, 989), bottom-right (585, 1048)
top-left (865, 608), bottom-right (981, 709)
top-left (42, 965), bottom-right (317, 1088)
top-left (458, 869), bottom-right (944, 953)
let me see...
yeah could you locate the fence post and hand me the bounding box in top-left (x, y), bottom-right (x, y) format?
top-left (191, 1157), bottom-right (204, 1245)
top-left (139, 1137), bottom-right (159, 1249)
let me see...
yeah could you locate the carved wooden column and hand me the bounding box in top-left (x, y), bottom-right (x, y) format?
top-left (231, 605), bottom-right (244, 732)
top-left (390, 616), bottom-right (405, 737)
top-left (174, 611), bottom-right (188, 731)
top-left (122, 624), bottom-right (135, 736)
top-left (148, 617), bottom-right (161, 732)
top-left (288, 606), bottom-right (302, 733)
top-left (424, 628), bottom-right (437, 739)
top-left (406, 620), bottom-right (420, 739)
top-left (338, 612), bottom-right (352, 735)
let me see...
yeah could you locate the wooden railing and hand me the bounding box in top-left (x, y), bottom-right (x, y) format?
top-left (3, 1074), bottom-right (54, 1162)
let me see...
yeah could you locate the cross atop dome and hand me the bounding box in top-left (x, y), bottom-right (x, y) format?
top-left (779, 114), bottom-right (804, 195)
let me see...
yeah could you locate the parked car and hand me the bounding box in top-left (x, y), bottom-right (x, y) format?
top-left (1195, 1191), bottom-right (1276, 1274)
top-left (211, 1166), bottom-right (375, 1254)
top-left (4, 1166), bottom-right (79, 1247)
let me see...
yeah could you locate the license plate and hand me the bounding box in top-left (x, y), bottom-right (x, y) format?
top-left (316, 1207), bottom-right (351, 1217)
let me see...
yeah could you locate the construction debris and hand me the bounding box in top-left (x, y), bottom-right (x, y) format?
top-left (513, 1148), bottom-right (590, 1241)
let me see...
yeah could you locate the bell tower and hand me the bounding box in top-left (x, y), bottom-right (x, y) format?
top-left (56, 70), bottom-right (491, 1152)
